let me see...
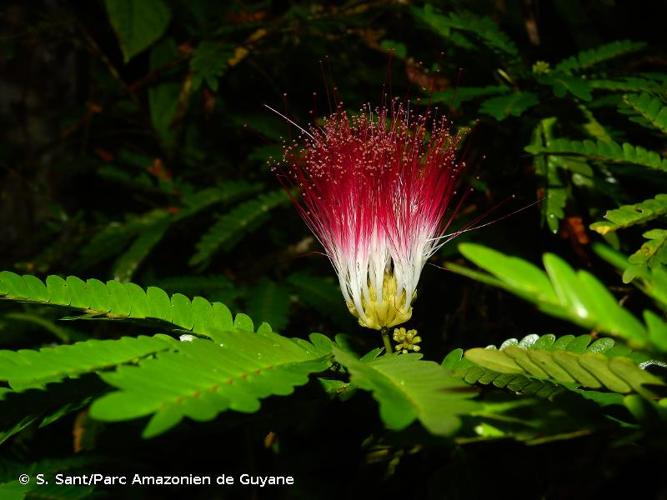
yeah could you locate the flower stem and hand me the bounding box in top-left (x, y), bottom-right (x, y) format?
top-left (380, 328), bottom-right (393, 354)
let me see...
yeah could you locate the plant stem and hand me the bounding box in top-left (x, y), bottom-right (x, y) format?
top-left (380, 328), bottom-right (393, 354)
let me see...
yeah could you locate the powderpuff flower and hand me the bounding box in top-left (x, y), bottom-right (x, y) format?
top-left (277, 102), bottom-right (464, 330)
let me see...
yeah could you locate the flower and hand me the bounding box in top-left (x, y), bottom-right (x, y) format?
top-left (278, 101), bottom-right (464, 330)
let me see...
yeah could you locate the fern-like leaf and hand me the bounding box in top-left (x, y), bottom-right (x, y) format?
top-left (590, 194), bottom-right (667, 234)
top-left (525, 138), bottom-right (667, 171)
top-left (449, 244), bottom-right (661, 349)
top-left (555, 40), bottom-right (646, 73)
top-left (112, 218), bottom-right (170, 281)
top-left (622, 93), bottom-right (667, 135)
top-left (0, 271), bottom-right (244, 339)
top-left (77, 209), bottom-right (170, 271)
top-left (444, 347), bottom-right (562, 399)
top-left (0, 335), bottom-right (176, 390)
top-left (532, 118), bottom-right (568, 233)
top-left (333, 346), bottom-right (478, 436)
top-left (176, 181), bottom-right (262, 221)
top-left (90, 333), bottom-right (332, 437)
top-left (624, 229), bottom-right (667, 283)
top-left (589, 77), bottom-right (663, 93)
top-left (445, 334), bottom-right (662, 399)
top-left (479, 92), bottom-right (538, 120)
top-left (189, 190), bottom-right (290, 267)
top-left (413, 5), bottom-right (520, 59)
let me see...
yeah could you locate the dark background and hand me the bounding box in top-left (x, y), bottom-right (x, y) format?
top-left (1, 1), bottom-right (666, 498)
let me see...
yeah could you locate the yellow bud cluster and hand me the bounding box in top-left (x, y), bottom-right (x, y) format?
top-left (392, 327), bottom-right (422, 354)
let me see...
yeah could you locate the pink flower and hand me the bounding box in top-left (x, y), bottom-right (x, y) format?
top-left (279, 102), bottom-right (464, 330)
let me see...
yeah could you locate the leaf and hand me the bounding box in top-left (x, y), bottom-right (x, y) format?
top-left (542, 73), bottom-right (592, 101)
top-left (622, 93), bottom-right (667, 135)
top-left (525, 138), bottom-right (667, 171)
top-left (190, 41), bottom-right (233, 91)
top-left (245, 279), bottom-right (290, 332)
top-left (176, 181), bottom-right (263, 221)
top-left (90, 333), bottom-right (331, 437)
top-left (413, 5), bottom-right (520, 60)
top-left (112, 218), bottom-right (170, 282)
top-left (479, 92), bottom-right (538, 120)
top-left (0, 377), bottom-right (106, 445)
top-left (189, 190), bottom-right (291, 267)
top-left (590, 194), bottom-right (667, 234)
top-left (77, 209), bottom-right (169, 270)
top-left (532, 118), bottom-right (567, 233)
top-left (443, 335), bottom-right (665, 398)
top-left (455, 244), bottom-right (651, 348)
top-left (443, 347), bottom-right (563, 399)
top-left (624, 229), bottom-right (667, 283)
top-left (0, 481), bottom-right (24, 500)
top-left (0, 272), bottom-right (243, 339)
top-left (333, 346), bottom-right (478, 436)
top-left (554, 40), bottom-right (646, 74)
top-left (104, 0), bottom-right (172, 62)
top-left (589, 77), bottom-right (663, 93)
top-left (0, 335), bottom-right (175, 389)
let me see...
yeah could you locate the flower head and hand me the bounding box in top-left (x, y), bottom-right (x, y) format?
top-left (278, 102), bottom-right (464, 330)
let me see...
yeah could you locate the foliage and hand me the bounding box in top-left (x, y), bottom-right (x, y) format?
top-left (444, 333), bottom-right (661, 398)
top-left (333, 347), bottom-right (478, 436)
top-left (2, 0), bottom-right (667, 498)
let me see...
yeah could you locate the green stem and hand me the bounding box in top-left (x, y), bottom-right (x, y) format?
top-left (380, 328), bottom-right (393, 354)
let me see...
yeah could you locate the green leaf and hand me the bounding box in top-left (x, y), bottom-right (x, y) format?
top-left (176, 181), bottom-right (263, 221)
top-left (0, 480), bottom-right (24, 500)
top-left (0, 377), bottom-right (106, 445)
top-left (77, 209), bottom-right (169, 270)
top-left (90, 333), bottom-right (331, 437)
top-left (554, 40), bottom-right (646, 74)
top-left (590, 194), bottom-right (667, 234)
top-left (0, 272), bottom-right (240, 338)
top-left (456, 244), bottom-right (650, 348)
top-left (0, 335), bottom-right (175, 390)
top-left (113, 218), bottom-right (170, 282)
top-left (525, 138), bottom-right (667, 171)
top-left (622, 93), bottom-right (667, 135)
top-left (413, 5), bottom-right (520, 60)
top-left (541, 74), bottom-right (592, 101)
top-left (624, 229), bottom-right (667, 283)
top-left (589, 77), bottom-right (663, 93)
top-left (190, 41), bottom-right (233, 91)
top-left (447, 333), bottom-right (662, 399)
top-left (532, 118), bottom-right (567, 233)
top-left (443, 346), bottom-right (562, 399)
top-left (479, 92), bottom-right (538, 120)
top-left (189, 190), bottom-right (290, 267)
top-left (245, 279), bottom-right (290, 332)
top-left (333, 346), bottom-right (478, 436)
top-left (104, 0), bottom-right (172, 62)
top-left (468, 338), bottom-right (659, 395)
